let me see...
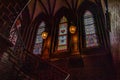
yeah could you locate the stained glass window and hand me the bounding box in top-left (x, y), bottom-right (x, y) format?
top-left (9, 19), bottom-right (21, 45)
top-left (57, 16), bottom-right (68, 51)
top-left (84, 10), bottom-right (98, 47)
top-left (33, 21), bottom-right (45, 55)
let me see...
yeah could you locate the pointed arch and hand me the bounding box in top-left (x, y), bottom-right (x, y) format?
top-left (33, 21), bottom-right (45, 55)
top-left (83, 10), bottom-right (98, 47)
top-left (56, 16), bottom-right (68, 52)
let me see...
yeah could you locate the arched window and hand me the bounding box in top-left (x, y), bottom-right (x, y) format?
top-left (9, 19), bottom-right (21, 45)
top-left (57, 16), bottom-right (68, 52)
top-left (33, 21), bottom-right (45, 55)
top-left (83, 10), bottom-right (98, 47)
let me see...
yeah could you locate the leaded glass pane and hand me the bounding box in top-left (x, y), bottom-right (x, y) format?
top-left (59, 23), bottom-right (67, 35)
top-left (33, 21), bottom-right (45, 55)
top-left (57, 45), bottom-right (67, 51)
top-left (39, 21), bottom-right (45, 28)
top-left (86, 34), bottom-right (98, 47)
top-left (35, 36), bottom-right (43, 43)
top-left (84, 11), bottom-right (98, 47)
top-left (33, 43), bottom-right (42, 54)
top-left (58, 36), bottom-right (67, 45)
top-left (84, 18), bottom-right (94, 25)
top-left (57, 16), bottom-right (68, 51)
top-left (37, 28), bottom-right (45, 34)
top-left (85, 25), bottom-right (95, 34)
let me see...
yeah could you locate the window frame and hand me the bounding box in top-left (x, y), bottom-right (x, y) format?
top-left (83, 10), bottom-right (99, 48)
top-left (56, 16), bottom-right (68, 53)
top-left (33, 21), bottom-right (45, 55)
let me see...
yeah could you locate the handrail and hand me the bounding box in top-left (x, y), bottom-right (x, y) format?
top-left (24, 49), bottom-right (70, 80)
top-left (5, 0), bottom-right (70, 79)
top-left (7, 47), bottom-right (70, 80)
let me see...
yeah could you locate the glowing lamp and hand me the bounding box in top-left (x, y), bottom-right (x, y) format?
top-left (41, 31), bottom-right (48, 39)
top-left (69, 25), bottom-right (76, 34)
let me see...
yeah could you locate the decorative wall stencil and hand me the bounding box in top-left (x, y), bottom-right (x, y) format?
top-left (9, 19), bottom-right (21, 45)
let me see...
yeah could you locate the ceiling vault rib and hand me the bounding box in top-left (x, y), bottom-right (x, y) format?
top-left (51, 0), bottom-right (56, 16)
top-left (64, 0), bottom-right (72, 11)
top-left (38, 0), bottom-right (49, 15)
top-left (71, 0), bottom-right (74, 10)
top-left (31, 0), bottom-right (37, 22)
top-left (47, 0), bottom-right (52, 16)
top-left (75, 0), bottom-right (78, 12)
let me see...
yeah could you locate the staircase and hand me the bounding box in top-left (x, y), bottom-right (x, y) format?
top-left (7, 48), bottom-right (70, 80)
top-left (0, 0), bottom-right (31, 79)
top-left (0, 0), bottom-right (70, 80)
top-left (2, 48), bottom-right (69, 80)
top-left (50, 53), bottom-right (116, 80)
top-left (0, 52), bottom-right (17, 80)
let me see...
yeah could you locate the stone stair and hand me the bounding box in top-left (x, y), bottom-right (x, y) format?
top-left (50, 53), bottom-right (116, 80)
top-left (0, 52), bottom-right (17, 80)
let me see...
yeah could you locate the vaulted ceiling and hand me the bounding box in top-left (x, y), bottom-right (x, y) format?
top-left (27, 0), bottom-right (97, 22)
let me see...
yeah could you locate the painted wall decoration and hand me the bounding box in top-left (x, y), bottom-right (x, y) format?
top-left (9, 19), bottom-right (21, 45)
